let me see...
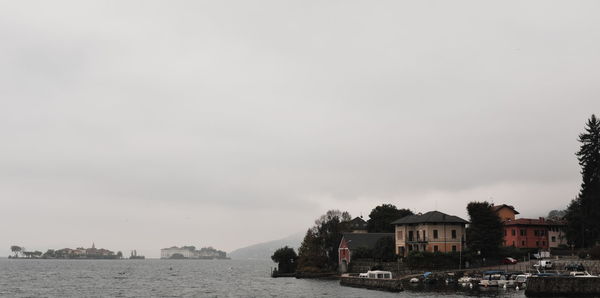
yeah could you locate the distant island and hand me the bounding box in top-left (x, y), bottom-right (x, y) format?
top-left (9, 243), bottom-right (132, 260)
top-left (160, 246), bottom-right (229, 260)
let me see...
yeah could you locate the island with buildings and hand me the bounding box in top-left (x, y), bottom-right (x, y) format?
top-left (9, 243), bottom-right (124, 259)
top-left (160, 246), bottom-right (229, 260)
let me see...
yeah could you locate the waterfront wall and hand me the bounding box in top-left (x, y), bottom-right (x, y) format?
top-left (525, 276), bottom-right (600, 297)
top-left (339, 277), bottom-right (403, 292)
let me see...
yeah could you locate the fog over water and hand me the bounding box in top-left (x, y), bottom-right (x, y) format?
top-left (1, 1), bottom-right (599, 257)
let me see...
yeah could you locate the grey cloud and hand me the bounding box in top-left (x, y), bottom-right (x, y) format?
top-left (0, 1), bottom-right (599, 256)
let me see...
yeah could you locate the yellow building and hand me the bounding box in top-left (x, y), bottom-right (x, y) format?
top-left (392, 211), bottom-right (468, 257)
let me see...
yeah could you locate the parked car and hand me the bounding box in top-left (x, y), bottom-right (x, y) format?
top-left (502, 257), bottom-right (518, 264)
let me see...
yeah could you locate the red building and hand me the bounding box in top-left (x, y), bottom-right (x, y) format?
top-left (338, 233), bottom-right (393, 273)
top-left (502, 218), bottom-right (549, 250)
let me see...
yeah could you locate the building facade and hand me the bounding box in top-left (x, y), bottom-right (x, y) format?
top-left (338, 233), bottom-right (394, 272)
top-left (493, 204), bottom-right (567, 250)
top-left (491, 204), bottom-right (519, 222)
top-left (160, 247), bottom-right (195, 259)
top-left (547, 220), bottom-right (568, 248)
top-left (502, 218), bottom-right (550, 249)
top-left (348, 216), bottom-right (368, 233)
top-left (392, 211), bottom-right (468, 257)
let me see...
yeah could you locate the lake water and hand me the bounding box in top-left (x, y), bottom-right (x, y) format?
top-left (0, 258), bottom-right (526, 297)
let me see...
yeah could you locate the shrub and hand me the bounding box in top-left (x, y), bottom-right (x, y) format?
top-left (590, 246), bottom-right (600, 260)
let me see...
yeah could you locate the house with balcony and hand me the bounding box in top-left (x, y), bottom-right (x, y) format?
top-left (392, 211), bottom-right (468, 257)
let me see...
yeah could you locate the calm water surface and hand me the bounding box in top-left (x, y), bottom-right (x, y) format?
top-left (0, 259), bottom-right (526, 297)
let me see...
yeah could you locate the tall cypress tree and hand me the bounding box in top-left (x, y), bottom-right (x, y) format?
top-left (466, 201), bottom-right (503, 257)
top-left (566, 115), bottom-right (600, 248)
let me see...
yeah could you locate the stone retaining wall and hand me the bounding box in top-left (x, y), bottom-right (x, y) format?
top-left (339, 276), bottom-right (403, 292)
top-left (525, 276), bottom-right (600, 297)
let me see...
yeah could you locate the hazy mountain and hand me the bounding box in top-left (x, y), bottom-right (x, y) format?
top-left (228, 232), bottom-right (304, 260)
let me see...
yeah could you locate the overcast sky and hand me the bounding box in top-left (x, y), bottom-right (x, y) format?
top-left (1, 1), bottom-right (599, 258)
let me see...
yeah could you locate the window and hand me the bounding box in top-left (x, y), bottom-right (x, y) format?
top-left (408, 231), bottom-right (414, 241)
top-left (521, 241), bottom-right (525, 246)
top-left (552, 236), bottom-right (556, 242)
top-left (520, 229), bottom-right (526, 236)
top-left (423, 230), bottom-right (427, 240)
top-left (452, 245), bottom-right (457, 252)
top-left (542, 241), bottom-right (546, 246)
top-left (417, 231), bottom-right (420, 240)
top-left (452, 230), bottom-right (457, 239)
top-left (536, 241), bottom-right (540, 247)
top-left (433, 230), bottom-right (438, 239)
top-left (434, 245), bottom-right (439, 252)
top-left (512, 241), bottom-right (515, 247)
top-left (512, 229), bottom-right (516, 236)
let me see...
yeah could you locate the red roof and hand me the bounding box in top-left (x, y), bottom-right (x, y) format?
top-left (503, 218), bottom-right (548, 226)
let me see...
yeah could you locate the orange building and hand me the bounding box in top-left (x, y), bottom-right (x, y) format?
top-left (491, 204), bottom-right (519, 222)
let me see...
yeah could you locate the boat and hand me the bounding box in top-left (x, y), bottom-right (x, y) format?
top-left (479, 271), bottom-right (506, 287)
top-left (361, 270), bottom-right (393, 279)
top-left (513, 273), bottom-right (530, 289)
top-left (570, 271), bottom-right (597, 277)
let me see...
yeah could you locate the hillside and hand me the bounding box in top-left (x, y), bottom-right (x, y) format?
top-left (228, 232), bottom-right (304, 260)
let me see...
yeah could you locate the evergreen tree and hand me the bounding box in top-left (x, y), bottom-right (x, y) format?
top-left (367, 204), bottom-right (413, 233)
top-left (466, 201), bottom-right (503, 257)
top-left (566, 114), bottom-right (600, 248)
top-left (297, 228), bottom-right (327, 271)
top-left (271, 246), bottom-right (298, 273)
top-left (296, 210), bottom-right (352, 272)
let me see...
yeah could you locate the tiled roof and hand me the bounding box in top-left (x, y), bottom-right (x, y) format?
top-left (341, 233), bottom-right (394, 250)
top-left (391, 211), bottom-right (468, 225)
top-left (349, 217), bottom-right (367, 229)
top-left (503, 218), bottom-right (548, 226)
top-left (491, 204), bottom-right (520, 215)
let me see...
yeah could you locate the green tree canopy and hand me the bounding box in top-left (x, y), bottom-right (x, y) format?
top-left (297, 228), bottom-right (328, 271)
top-left (372, 236), bottom-right (396, 262)
top-left (10, 245), bottom-right (22, 258)
top-left (297, 210), bottom-right (352, 272)
top-left (466, 201), bottom-right (503, 257)
top-left (271, 246), bottom-right (298, 273)
top-left (547, 209), bottom-right (566, 220)
top-left (566, 114), bottom-right (600, 248)
top-left (367, 204), bottom-right (413, 233)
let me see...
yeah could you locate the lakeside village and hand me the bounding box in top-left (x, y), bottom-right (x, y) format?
top-left (9, 244), bottom-right (228, 260)
top-left (270, 115), bottom-right (600, 296)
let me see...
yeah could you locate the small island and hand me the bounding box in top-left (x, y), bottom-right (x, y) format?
top-left (160, 246), bottom-right (229, 259)
top-left (9, 243), bottom-right (124, 259)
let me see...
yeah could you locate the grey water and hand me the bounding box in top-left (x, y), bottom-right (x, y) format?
top-left (0, 258), bottom-right (526, 297)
